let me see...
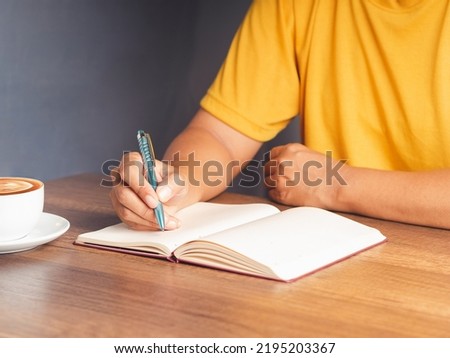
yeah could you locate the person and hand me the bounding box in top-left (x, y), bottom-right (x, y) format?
top-left (110, 0), bottom-right (450, 231)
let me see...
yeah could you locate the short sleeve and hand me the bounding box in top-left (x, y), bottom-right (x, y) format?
top-left (200, 0), bottom-right (299, 142)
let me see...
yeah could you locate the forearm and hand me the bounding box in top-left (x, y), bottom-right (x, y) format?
top-left (163, 109), bottom-right (262, 208)
top-left (338, 167), bottom-right (450, 229)
top-left (163, 127), bottom-right (235, 206)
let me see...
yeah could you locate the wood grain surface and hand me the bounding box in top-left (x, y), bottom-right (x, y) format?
top-left (0, 173), bottom-right (449, 337)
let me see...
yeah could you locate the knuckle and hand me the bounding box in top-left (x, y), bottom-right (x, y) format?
top-left (119, 207), bottom-right (134, 222)
top-left (127, 222), bottom-right (141, 230)
top-left (139, 206), bottom-right (153, 221)
top-left (264, 175), bottom-right (276, 187)
top-left (285, 145), bottom-right (295, 153)
top-left (135, 183), bottom-right (149, 198)
top-left (115, 187), bottom-right (129, 204)
top-left (276, 189), bottom-right (289, 202)
top-left (124, 151), bottom-right (140, 162)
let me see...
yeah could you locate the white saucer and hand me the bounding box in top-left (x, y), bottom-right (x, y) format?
top-left (0, 213), bottom-right (70, 254)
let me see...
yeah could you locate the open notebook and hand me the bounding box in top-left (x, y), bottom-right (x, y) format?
top-left (75, 202), bottom-right (386, 281)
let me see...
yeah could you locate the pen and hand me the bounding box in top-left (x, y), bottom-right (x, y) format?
top-left (137, 130), bottom-right (165, 231)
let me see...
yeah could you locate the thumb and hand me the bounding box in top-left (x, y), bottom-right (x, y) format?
top-left (156, 166), bottom-right (188, 205)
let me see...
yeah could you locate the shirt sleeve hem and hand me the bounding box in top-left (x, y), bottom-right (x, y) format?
top-left (199, 92), bottom-right (280, 142)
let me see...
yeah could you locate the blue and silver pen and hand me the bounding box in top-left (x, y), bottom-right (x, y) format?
top-left (137, 130), bottom-right (165, 231)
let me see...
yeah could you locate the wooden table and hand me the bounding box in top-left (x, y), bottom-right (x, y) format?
top-left (0, 173), bottom-right (449, 337)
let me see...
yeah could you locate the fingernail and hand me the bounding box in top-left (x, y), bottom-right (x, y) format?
top-left (145, 195), bottom-right (158, 208)
top-left (165, 217), bottom-right (179, 230)
top-left (157, 186), bottom-right (172, 202)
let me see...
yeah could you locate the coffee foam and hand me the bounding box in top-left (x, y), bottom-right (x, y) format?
top-left (0, 178), bottom-right (40, 195)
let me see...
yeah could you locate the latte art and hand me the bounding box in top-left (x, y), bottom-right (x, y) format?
top-left (0, 178), bottom-right (41, 195)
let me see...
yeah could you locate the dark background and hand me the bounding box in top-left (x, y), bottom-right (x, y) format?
top-left (0, 0), bottom-right (299, 195)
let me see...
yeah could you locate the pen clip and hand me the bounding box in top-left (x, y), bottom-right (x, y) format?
top-left (144, 132), bottom-right (156, 164)
top-left (137, 131), bottom-right (152, 169)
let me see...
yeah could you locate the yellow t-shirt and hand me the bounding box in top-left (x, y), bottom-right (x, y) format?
top-left (200, 0), bottom-right (450, 171)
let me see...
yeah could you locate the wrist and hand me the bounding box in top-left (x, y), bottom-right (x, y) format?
top-left (172, 166), bottom-right (203, 208)
top-left (332, 163), bottom-right (357, 213)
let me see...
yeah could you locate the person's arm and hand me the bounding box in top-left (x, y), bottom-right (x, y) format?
top-left (161, 108), bottom-right (262, 207)
top-left (265, 143), bottom-right (450, 229)
top-left (110, 108), bottom-right (262, 230)
top-left (339, 166), bottom-right (450, 229)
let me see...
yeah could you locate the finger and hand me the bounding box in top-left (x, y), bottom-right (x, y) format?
top-left (268, 145), bottom-right (286, 159)
top-left (111, 187), bottom-right (181, 230)
top-left (267, 187), bottom-right (290, 205)
top-left (110, 188), bottom-right (159, 230)
top-left (267, 188), bottom-right (282, 203)
top-left (264, 173), bottom-right (277, 188)
top-left (154, 159), bottom-right (172, 183)
top-left (119, 152), bottom-right (159, 209)
top-left (263, 158), bottom-right (280, 177)
top-left (264, 145), bottom-right (294, 177)
top-left (264, 157), bottom-right (293, 181)
top-left (111, 161), bottom-right (182, 230)
top-left (156, 169), bottom-right (188, 204)
top-left (265, 169), bottom-right (289, 191)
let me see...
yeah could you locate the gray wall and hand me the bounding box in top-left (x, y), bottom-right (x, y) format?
top-left (0, 0), bottom-right (299, 195)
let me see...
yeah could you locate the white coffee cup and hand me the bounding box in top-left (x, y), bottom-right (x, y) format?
top-left (0, 177), bottom-right (44, 242)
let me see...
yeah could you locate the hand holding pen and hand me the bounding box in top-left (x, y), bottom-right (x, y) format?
top-left (109, 133), bottom-right (186, 231)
